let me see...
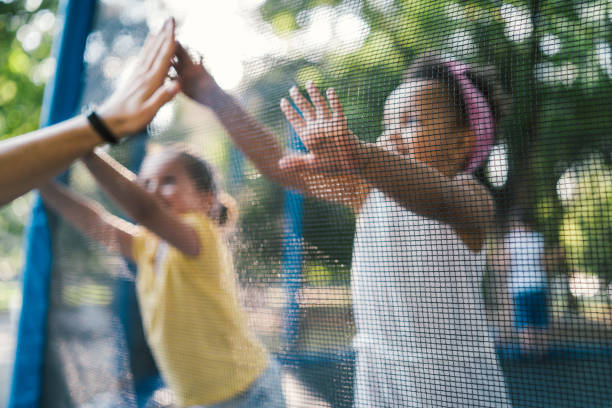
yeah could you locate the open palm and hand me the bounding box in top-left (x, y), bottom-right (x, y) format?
top-left (98, 18), bottom-right (179, 136)
top-left (279, 81), bottom-right (361, 175)
top-left (173, 41), bottom-right (221, 106)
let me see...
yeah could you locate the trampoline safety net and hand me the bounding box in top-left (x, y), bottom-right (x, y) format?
top-left (5, 0), bottom-right (612, 407)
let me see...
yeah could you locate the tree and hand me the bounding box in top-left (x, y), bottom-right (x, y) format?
top-left (560, 155), bottom-right (612, 292)
top-left (249, 0), bottom-right (612, 283)
top-left (0, 0), bottom-right (58, 283)
top-left (0, 0), bottom-right (58, 140)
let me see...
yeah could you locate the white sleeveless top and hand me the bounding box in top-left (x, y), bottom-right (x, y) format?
top-left (352, 189), bottom-right (510, 407)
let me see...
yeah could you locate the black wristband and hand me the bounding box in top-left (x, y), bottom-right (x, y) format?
top-left (86, 110), bottom-right (119, 145)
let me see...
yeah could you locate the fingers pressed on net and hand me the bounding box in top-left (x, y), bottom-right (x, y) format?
top-left (289, 86), bottom-right (315, 122)
top-left (306, 81), bottom-right (331, 120)
top-left (149, 33), bottom-right (177, 86)
top-left (281, 98), bottom-right (306, 133)
top-left (144, 80), bottom-right (180, 116)
top-left (173, 41), bottom-right (190, 69)
top-left (145, 19), bottom-right (174, 73)
top-left (140, 24), bottom-right (166, 70)
top-left (139, 31), bottom-right (156, 63)
top-left (177, 42), bottom-right (201, 70)
top-left (279, 154), bottom-right (317, 173)
top-left (327, 88), bottom-right (345, 121)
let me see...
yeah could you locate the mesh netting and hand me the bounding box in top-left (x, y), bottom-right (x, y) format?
top-left (26, 0), bottom-right (612, 407)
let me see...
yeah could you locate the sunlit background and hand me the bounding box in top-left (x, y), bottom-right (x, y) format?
top-left (2, 0), bottom-right (612, 405)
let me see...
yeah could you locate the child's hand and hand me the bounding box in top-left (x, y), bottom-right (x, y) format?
top-left (279, 81), bottom-right (362, 175)
top-left (97, 18), bottom-right (180, 138)
top-left (173, 41), bottom-right (222, 106)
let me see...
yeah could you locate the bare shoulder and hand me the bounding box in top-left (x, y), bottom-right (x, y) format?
top-left (451, 173), bottom-right (495, 252)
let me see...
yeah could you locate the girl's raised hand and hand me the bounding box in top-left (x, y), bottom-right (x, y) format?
top-left (279, 81), bottom-right (361, 175)
top-left (97, 18), bottom-right (180, 138)
top-left (173, 41), bottom-right (221, 106)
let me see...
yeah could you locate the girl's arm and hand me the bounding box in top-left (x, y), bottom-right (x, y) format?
top-left (173, 43), bottom-right (369, 212)
top-left (280, 82), bottom-right (494, 252)
top-left (351, 143), bottom-right (493, 251)
top-left (38, 181), bottom-right (136, 260)
top-left (0, 18), bottom-right (179, 208)
top-left (81, 151), bottom-right (201, 257)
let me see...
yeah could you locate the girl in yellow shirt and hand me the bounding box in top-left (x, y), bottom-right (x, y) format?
top-left (39, 146), bottom-right (285, 407)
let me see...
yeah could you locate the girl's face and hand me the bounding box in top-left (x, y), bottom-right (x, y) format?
top-left (138, 153), bottom-right (213, 214)
top-left (378, 79), bottom-right (475, 176)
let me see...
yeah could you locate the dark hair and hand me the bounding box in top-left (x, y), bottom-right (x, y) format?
top-left (169, 146), bottom-right (236, 227)
top-left (177, 150), bottom-right (218, 193)
top-left (405, 54), bottom-right (508, 138)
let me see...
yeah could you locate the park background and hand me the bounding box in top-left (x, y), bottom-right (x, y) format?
top-left (1, 0), bottom-right (612, 406)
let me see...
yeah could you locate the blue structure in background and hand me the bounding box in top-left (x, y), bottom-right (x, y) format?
top-left (281, 121), bottom-right (305, 352)
top-left (9, 0), bottom-right (97, 406)
top-left (118, 133), bottom-right (164, 406)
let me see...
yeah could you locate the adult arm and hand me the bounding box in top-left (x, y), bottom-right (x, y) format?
top-left (0, 18), bottom-right (180, 207)
top-left (81, 151), bottom-right (201, 257)
top-left (38, 181), bottom-right (136, 260)
top-left (173, 43), bottom-right (369, 212)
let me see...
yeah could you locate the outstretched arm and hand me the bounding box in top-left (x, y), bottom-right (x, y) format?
top-left (173, 43), bottom-right (369, 211)
top-left (38, 181), bottom-right (136, 260)
top-left (0, 18), bottom-right (180, 207)
top-left (81, 151), bottom-right (201, 257)
top-left (280, 82), bottom-right (494, 251)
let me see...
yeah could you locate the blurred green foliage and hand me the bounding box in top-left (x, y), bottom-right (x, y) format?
top-left (0, 0), bottom-right (58, 140)
top-left (1, 0), bottom-right (612, 288)
top-left (0, 0), bottom-right (58, 283)
top-left (248, 0), bottom-right (612, 281)
top-left (560, 155), bottom-right (612, 286)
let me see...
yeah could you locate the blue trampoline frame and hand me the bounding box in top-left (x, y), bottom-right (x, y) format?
top-left (9, 1), bottom-right (311, 404)
top-left (9, 1), bottom-right (97, 406)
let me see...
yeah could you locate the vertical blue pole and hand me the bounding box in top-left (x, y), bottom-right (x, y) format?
top-left (281, 120), bottom-right (305, 352)
top-left (228, 146), bottom-right (244, 191)
top-left (9, 1), bottom-right (97, 406)
top-left (121, 132), bottom-right (173, 407)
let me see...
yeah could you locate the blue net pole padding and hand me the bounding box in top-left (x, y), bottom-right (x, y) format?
top-left (118, 132), bottom-right (164, 406)
top-left (281, 119), bottom-right (306, 352)
top-left (281, 190), bottom-right (303, 351)
top-left (9, 0), bottom-right (97, 406)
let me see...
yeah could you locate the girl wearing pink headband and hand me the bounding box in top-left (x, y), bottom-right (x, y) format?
top-left (175, 50), bottom-right (509, 407)
top-left (444, 60), bottom-right (497, 172)
top-left (278, 55), bottom-right (509, 407)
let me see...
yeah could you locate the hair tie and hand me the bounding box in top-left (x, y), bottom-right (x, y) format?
top-left (445, 61), bottom-right (495, 173)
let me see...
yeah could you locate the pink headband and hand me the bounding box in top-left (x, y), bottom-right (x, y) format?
top-left (445, 61), bottom-right (495, 173)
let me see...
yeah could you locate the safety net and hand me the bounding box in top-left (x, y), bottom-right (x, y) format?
top-left (5, 0), bottom-right (612, 407)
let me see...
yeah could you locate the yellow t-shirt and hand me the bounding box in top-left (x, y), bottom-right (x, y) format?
top-left (131, 212), bottom-right (268, 407)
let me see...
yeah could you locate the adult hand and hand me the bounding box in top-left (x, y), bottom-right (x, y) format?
top-left (279, 81), bottom-right (362, 175)
top-left (97, 18), bottom-right (180, 138)
top-left (0, 18), bottom-right (181, 206)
